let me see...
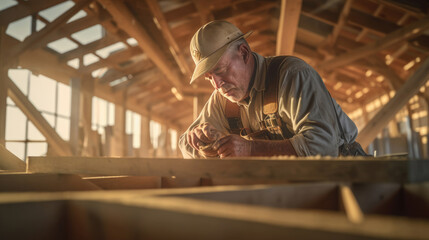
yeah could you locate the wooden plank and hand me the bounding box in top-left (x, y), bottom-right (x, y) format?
top-left (0, 144), bottom-right (25, 171)
top-left (357, 57), bottom-right (429, 148)
top-left (84, 176), bottom-right (161, 190)
top-left (0, 173), bottom-right (101, 192)
top-left (97, 0), bottom-right (186, 94)
top-left (7, 78), bottom-right (73, 156)
top-left (68, 195), bottom-right (429, 240)
top-left (27, 156), bottom-right (429, 183)
top-left (276, 0), bottom-right (302, 55)
top-left (6, 0), bottom-right (92, 64)
top-left (317, 17), bottom-right (429, 70)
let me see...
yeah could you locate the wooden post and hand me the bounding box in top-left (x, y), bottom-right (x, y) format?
top-left (80, 76), bottom-right (94, 156)
top-left (140, 114), bottom-right (153, 157)
top-left (276, 0), bottom-right (302, 56)
top-left (357, 57), bottom-right (429, 148)
top-left (157, 124), bottom-right (169, 157)
top-left (70, 78), bottom-right (81, 156)
top-left (0, 27), bottom-right (7, 146)
top-left (111, 93), bottom-right (126, 156)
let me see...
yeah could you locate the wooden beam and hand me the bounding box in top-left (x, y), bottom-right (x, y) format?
top-left (340, 184), bottom-right (364, 224)
top-left (0, 144), bottom-right (25, 171)
top-left (0, 173), bottom-right (101, 192)
top-left (318, 17), bottom-right (429, 70)
top-left (27, 156), bottom-right (429, 183)
top-left (0, 0), bottom-right (64, 26)
top-left (70, 77), bottom-right (81, 155)
top-left (6, 0), bottom-right (92, 65)
top-left (329, 0), bottom-right (353, 46)
top-left (7, 78), bottom-right (73, 156)
top-left (357, 57), bottom-right (429, 148)
top-left (83, 176), bottom-right (161, 189)
top-left (276, 0), bottom-right (302, 55)
top-left (96, 0), bottom-right (185, 93)
top-left (0, 27), bottom-right (6, 145)
top-left (145, 0), bottom-right (193, 78)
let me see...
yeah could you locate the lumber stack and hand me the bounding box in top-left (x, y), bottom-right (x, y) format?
top-left (0, 156), bottom-right (428, 239)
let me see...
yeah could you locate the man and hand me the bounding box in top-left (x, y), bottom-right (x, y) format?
top-left (179, 20), bottom-right (364, 158)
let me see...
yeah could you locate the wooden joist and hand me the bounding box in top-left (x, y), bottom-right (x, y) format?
top-left (0, 182), bottom-right (428, 240)
top-left (317, 17), bottom-right (429, 70)
top-left (27, 156), bottom-right (429, 183)
top-left (0, 0), bottom-right (64, 26)
top-left (96, 0), bottom-right (186, 94)
top-left (0, 173), bottom-right (101, 192)
top-left (6, 0), bottom-right (92, 64)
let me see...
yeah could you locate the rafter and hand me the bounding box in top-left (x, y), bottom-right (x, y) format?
top-left (97, 0), bottom-right (186, 94)
top-left (6, 0), bottom-right (92, 65)
top-left (317, 17), bottom-right (429, 71)
top-left (0, 0), bottom-right (64, 26)
top-left (145, 0), bottom-right (193, 78)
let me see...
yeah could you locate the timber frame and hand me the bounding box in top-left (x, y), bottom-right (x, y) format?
top-left (1, 0), bottom-right (429, 153)
top-left (1, 155), bottom-right (429, 239)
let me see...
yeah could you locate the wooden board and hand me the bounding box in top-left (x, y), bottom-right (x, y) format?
top-left (0, 182), bottom-right (428, 240)
top-left (27, 156), bottom-right (429, 183)
top-left (0, 173), bottom-right (101, 192)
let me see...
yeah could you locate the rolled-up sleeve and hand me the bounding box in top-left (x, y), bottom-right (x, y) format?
top-left (278, 63), bottom-right (344, 156)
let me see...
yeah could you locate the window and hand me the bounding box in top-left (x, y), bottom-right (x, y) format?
top-left (126, 110), bottom-right (141, 148)
top-left (150, 120), bottom-right (161, 149)
top-left (6, 69), bottom-right (71, 161)
top-left (92, 96), bottom-right (115, 135)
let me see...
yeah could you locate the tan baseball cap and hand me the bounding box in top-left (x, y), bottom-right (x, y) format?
top-left (189, 20), bottom-right (252, 84)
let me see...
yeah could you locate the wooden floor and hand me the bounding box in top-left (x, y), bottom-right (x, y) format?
top-left (1, 156), bottom-right (429, 239)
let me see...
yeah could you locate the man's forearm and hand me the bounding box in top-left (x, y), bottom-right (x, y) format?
top-left (250, 139), bottom-right (298, 156)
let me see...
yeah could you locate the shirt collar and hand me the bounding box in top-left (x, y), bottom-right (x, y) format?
top-left (237, 52), bottom-right (266, 106)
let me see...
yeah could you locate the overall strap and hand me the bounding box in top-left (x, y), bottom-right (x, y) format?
top-left (263, 56), bottom-right (285, 115)
top-left (224, 56), bottom-right (286, 134)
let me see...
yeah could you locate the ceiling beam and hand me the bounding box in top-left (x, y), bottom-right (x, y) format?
top-left (96, 0), bottom-right (186, 94)
top-left (356, 57), bottom-right (429, 148)
top-left (317, 17), bottom-right (429, 71)
top-left (145, 0), bottom-right (193, 78)
top-left (276, 0), bottom-right (302, 55)
top-left (6, 0), bottom-right (92, 65)
top-left (0, 0), bottom-right (64, 26)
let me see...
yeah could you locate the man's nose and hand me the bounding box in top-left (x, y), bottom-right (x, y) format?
top-left (211, 75), bottom-right (224, 89)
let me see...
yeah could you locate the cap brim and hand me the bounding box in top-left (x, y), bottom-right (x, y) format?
top-left (190, 31), bottom-right (253, 84)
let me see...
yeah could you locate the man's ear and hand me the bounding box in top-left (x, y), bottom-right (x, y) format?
top-left (238, 44), bottom-right (250, 63)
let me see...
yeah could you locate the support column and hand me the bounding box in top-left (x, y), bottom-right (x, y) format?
top-left (157, 124), bottom-right (169, 157)
top-left (70, 77), bottom-right (81, 155)
top-left (0, 27), bottom-right (7, 146)
top-left (111, 93), bottom-right (126, 156)
top-left (80, 76), bottom-right (94, 156)
top-left (140, 114), bottom-right (153, 157)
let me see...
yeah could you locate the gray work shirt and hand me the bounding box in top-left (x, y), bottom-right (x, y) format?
top-left (179, 53), bottom-right (358, 158)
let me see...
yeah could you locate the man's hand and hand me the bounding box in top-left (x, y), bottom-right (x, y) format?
top-left (214, 134), bottom-right (252, 158)
top-left (187, 122), bottom-right (224, 157)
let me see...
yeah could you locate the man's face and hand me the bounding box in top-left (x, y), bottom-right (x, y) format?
top-left (204, 47), bottom-right (250, 102)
